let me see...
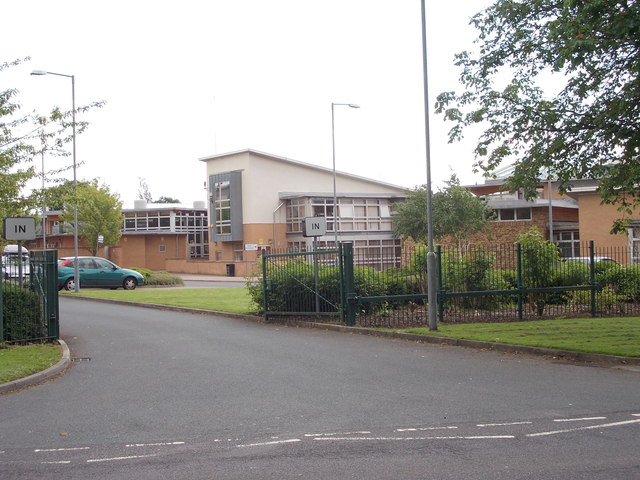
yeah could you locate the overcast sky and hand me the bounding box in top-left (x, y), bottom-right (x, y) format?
top-left (3, 0), bottom-right (494, 206)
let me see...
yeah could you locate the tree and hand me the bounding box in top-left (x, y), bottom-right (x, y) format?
top-left (394, 174), bottom-right (494, 249)
top-left (0, 58), bottom-right (104, 241)
top-left (435, 0), bottom-right (640, 232)
top-left (154, 196), bottom-right (180, 204)
top-left (61, 181), bottom-right (122, 255)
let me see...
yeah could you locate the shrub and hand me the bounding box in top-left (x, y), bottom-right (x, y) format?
top-left (2, 285), bottom-right (44, 342)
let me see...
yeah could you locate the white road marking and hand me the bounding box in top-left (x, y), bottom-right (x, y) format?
top-left (397, 426), bottom-right (458, 432)
top-left (314, 435), bottom-right (515, 441)
top-left (304, 431), bottom-right (371, 437)
top-left (554, 416), bottom-right (607, 422)
top-left (527, 419), bottom-right (640, 437)
top-left (477, 422), bottom-right (532, 427)
top-left (87, 454), bottom-right (158, 463)
top-left (34, 447), bottom-right (90, 453)
top-left (41, 460), bottom-right (71, 464)
top-left (237, 439), bottom-right (301, 448)
top-left (125, 441), bottom-right (185, 448)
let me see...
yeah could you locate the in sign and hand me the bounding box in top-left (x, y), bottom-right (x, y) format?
top-left (303, 216), bottom-right (327, 237)
top-left (3, 217), bottom-right (36, 241)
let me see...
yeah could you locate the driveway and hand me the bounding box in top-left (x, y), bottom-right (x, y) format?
top-left (0, 298), bottom-right (638, 479)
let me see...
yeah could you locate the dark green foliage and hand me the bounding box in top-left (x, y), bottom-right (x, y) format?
top-left (2, 285), bottom-right (43, 342)
top-left (599, 265), bottom-right (640, 302)
top-left (441, 248), bottom-right (512, 310)
top-left (131, 268), bottom-right (184, 286)
top-left (436, 0), bottom-right (640, 232)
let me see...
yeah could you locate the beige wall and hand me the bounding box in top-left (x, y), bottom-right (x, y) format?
top-left (202, 151), bottom-right (407, 224)
top-left (577, 194), bottom-right (632, 249)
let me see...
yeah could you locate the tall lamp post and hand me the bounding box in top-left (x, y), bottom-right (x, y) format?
top-left (420, 1), bottom-right (437, 330)
top-left (31, 70), bottom-right (80, 292)
top-left (331, 102), bottom-right (360, 246)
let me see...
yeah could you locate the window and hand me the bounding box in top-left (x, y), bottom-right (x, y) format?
top-left (159, 245), bottom-right (166, 253)
top-left (495, 208), bottom-right (532, 221)
top-left (629, 225), bottom-right (640, 264)
top-left (209, 171), bottom-right (243, 242)
top-left (553, 230), bottom-right (580, 257)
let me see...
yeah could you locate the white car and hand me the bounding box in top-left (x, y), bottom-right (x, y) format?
top-left (2, 254), bottom-right (30, 279)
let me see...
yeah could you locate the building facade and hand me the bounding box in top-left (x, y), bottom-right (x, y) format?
top-left (199, 149), bottom-right (408, 275)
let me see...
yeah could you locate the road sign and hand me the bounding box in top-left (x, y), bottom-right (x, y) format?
top-left (303, 216), bottom-right (327, 237)
top-left (3, 217), bottom-right (36, 241)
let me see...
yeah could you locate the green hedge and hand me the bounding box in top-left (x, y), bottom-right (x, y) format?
top-left (2, 285), bottom-right (44, 342)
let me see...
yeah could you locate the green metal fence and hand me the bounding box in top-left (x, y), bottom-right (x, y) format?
top-left (1, 250), bottom-right (59, 343)
top-left (260, 241), bottom-right (640, 328)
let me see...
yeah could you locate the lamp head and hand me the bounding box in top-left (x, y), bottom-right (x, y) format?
top-left (30, 70), bottom-right (48, 76)
top-left (348, 104), bottom-right (360, 109)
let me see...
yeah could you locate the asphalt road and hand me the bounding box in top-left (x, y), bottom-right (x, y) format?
top-left (0, 298), bottom-right (639, 479)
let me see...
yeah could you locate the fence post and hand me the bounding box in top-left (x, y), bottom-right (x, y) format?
top-left (261, 249), bottom-right (269, 321)
top-left (436, 245), bottom-right (444, 322)
top-left (0, 257), bottom-right (3, 342)
top-left (338, 243), bottom-right (345, 323)
top-left (45, 250), bottom-right (59, 340)
top-left (341, 242), bottom-right (356, 326)
top-left (516, 243), bottom-right (524, 320)
top-left (590, 240), bottom-right (597, 317)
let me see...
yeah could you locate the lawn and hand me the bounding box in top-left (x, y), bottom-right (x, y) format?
top-left (400, 317), bottom-right (640, 357)
top-left (61, 288), bottom-right (258, 315)
top-left (0, 343), bottom-right (62, 383)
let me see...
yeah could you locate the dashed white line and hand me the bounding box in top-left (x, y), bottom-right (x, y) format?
top-left (554, 416), bottom-right (607, 422)
top-left (477, 422), bottom-right (532, 427)
top-left (527, 419), bottom-right (640, 437)
top-left (87, 454), bottom-right (158, 463)
top-left (34, 447), bottom-right (90, 453)
top-left (304, 431), bottom-right (371, 437)
top-left (397, 426), bottom-right (458, 432)
top-left (314, 435), bottom-right (515, 441)
top-left (41, 460), bottom-right (71, 464)
top-left (237, 439), bottom-right (301, 448)
top-left (126, 441), bottom-right (185, 448)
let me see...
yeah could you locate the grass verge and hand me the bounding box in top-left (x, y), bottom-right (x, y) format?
top-left (0, 343), bottom-right (62, 384)
top-left (61, 288), bottom-right (258, 315)
top-left (398, 317), bottom-right (640, 357)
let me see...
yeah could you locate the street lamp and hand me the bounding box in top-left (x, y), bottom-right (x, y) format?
top-left (31, 70), bottom-right (80, 292)
top-left (331, 102), bottom-right (360, 246)
top-left (420, 1), bottom-right (437, 330)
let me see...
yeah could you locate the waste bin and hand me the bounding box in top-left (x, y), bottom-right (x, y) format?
top-left (226, 263), bottom-right (235, 277)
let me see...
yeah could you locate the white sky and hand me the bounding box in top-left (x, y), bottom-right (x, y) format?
top-left (3, 0), bottom-right (494, 207)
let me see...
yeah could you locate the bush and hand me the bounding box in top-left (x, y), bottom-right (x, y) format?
top-left (131, 268), bottom-right (184, 287)
top-left (599, 265), bottom-right (640, 302)
top-left (2, 285), bottom-right (44, 342)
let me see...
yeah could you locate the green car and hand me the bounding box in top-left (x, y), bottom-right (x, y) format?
top-left (58, 256), bottom-right (144, 291)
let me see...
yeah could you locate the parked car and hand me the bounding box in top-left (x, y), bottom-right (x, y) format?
top-left (2, 245), bottom-right (30, 280)
top-left (564, 256), bottom-right (617, 266)
top-left (57, 256), bottom-right (144, 291)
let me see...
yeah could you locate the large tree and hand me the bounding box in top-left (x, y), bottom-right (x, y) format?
top-left (394, 175), bottom-right (494, 249)
top-left (436, 0), bottom-right (640, 231)
top-left (1, 58), bottom-right (104, 240)
top-left (61, 181), bottom-right (122, 255)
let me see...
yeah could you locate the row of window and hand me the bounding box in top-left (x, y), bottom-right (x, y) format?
top-left (287, 198), bottom-right (395, 233)
top-left (122, 211), bottom-right (207, 232)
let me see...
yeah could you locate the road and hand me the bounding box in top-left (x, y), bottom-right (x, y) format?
top-left (0, 299), bottom-right (638, 479)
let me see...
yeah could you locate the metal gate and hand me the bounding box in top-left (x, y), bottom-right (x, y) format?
top-left (1, 250), bottom-right (59, 343)
top-left (261, 244), bottom-right (354, 324)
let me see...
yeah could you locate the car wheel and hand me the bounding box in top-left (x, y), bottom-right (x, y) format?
top-left (64, 278), bottom-right (75, 291)
top-left (123, 277), bottom-right (137, 290)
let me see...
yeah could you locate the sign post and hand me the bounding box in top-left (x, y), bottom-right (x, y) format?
top-left (303, 217), bottom-right (327, 313)
top-left (3, 217), bottom-right (36, 288)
